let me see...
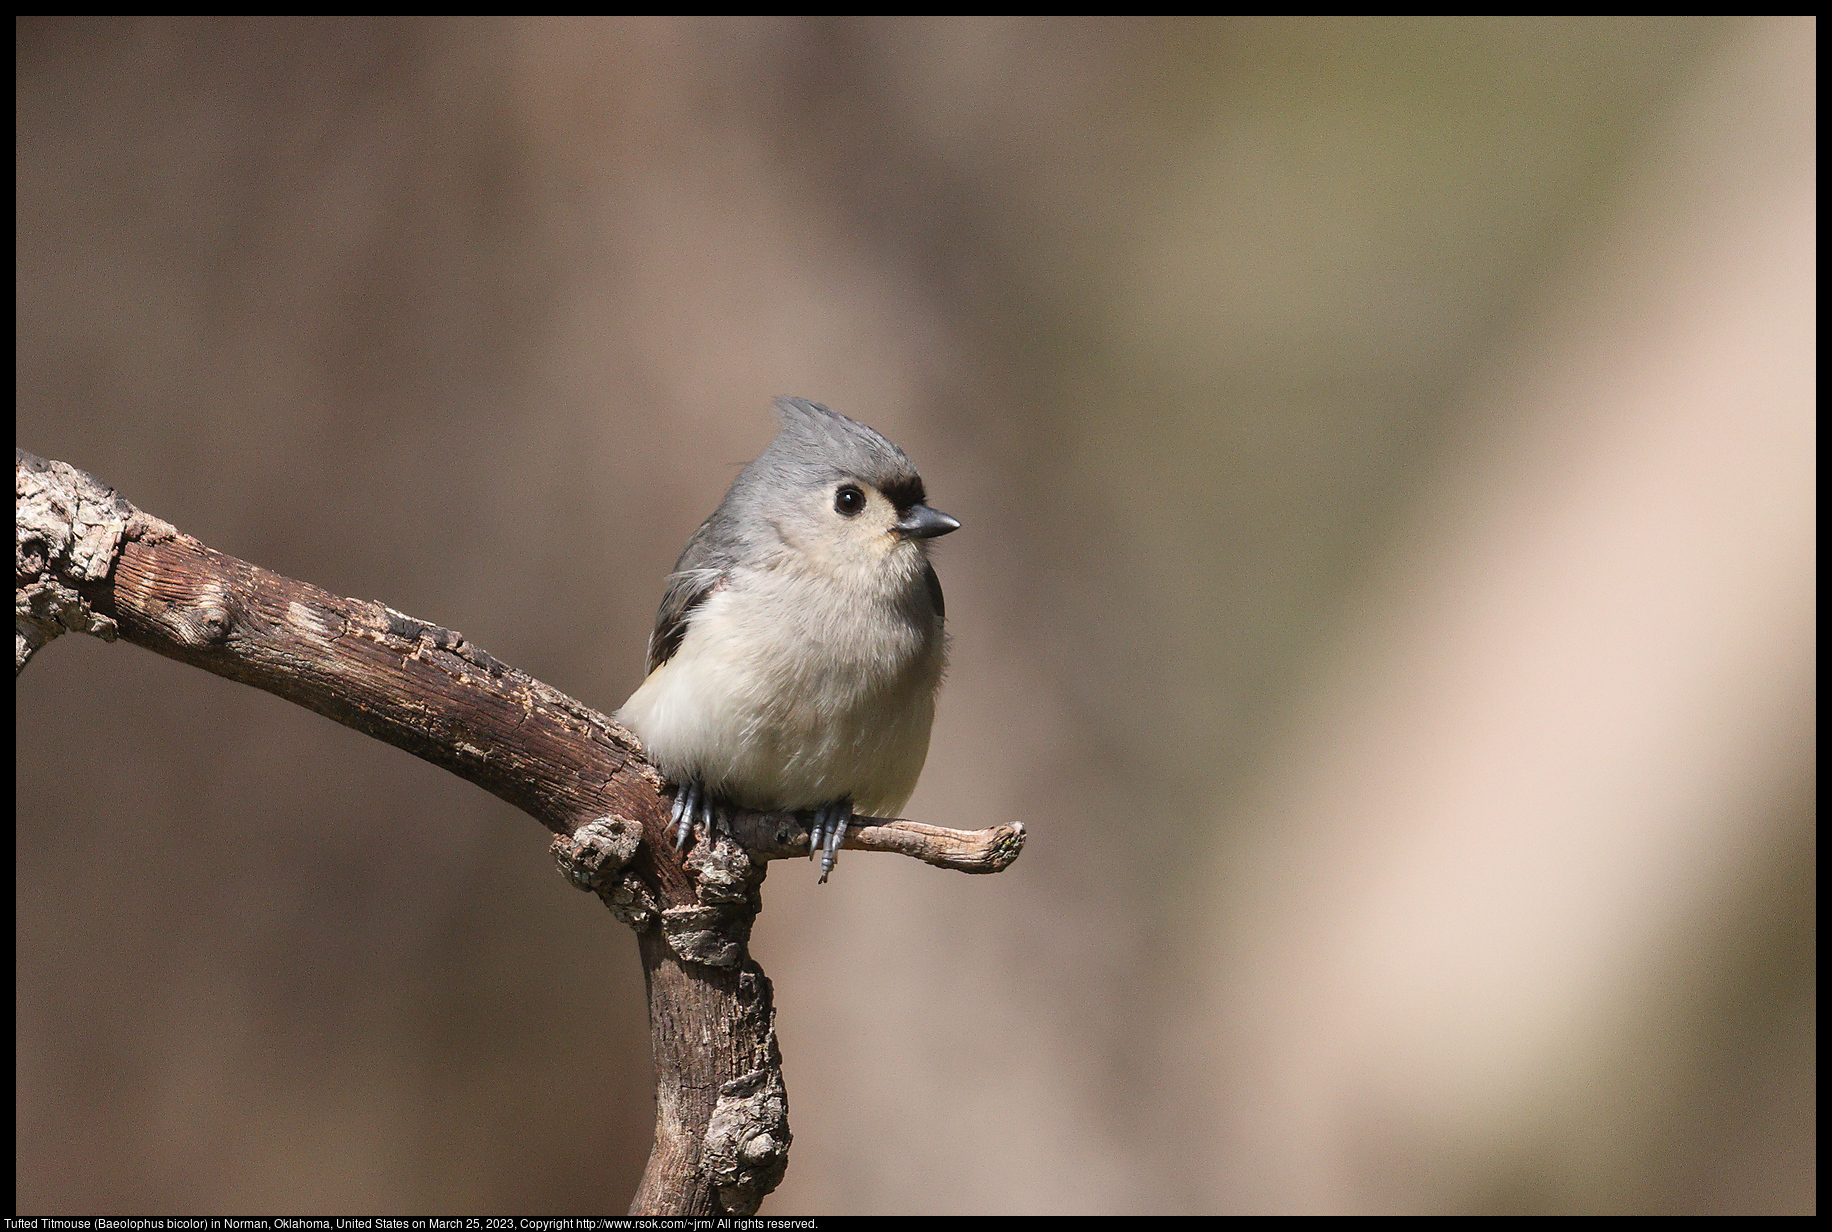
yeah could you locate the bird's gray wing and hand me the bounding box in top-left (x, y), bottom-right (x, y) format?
top-left (647, 524), bottom-right (730, 674)
top-left (922, 558), bottom-right (945, 622)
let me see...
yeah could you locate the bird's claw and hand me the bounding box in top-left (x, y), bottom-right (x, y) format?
top-left (808, 799), bottom-right (853, 883)
top-left (670, 781), bottom-right (722, 850)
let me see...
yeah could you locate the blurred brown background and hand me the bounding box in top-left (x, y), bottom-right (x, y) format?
top-left (15, 16), bottom-right (1814, 1215)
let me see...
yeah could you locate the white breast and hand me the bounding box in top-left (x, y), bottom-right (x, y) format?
top-left (616, 567), bottom-right (944, 817)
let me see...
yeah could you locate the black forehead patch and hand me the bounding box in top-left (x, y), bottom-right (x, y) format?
top-left (878, 473), bottom-right (927, 510)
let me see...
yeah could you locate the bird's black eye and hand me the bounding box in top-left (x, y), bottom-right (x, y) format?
top-left (834, 484), bottom-right (866, 517)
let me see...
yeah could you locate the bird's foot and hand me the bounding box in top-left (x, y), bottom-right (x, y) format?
top-left (669, 780), bottom-right (726, 850)
top-left (808, 799), bottom-right (854, 883)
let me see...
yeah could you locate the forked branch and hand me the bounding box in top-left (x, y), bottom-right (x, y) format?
top-left (14, 447), bottom-right (1023, 1215)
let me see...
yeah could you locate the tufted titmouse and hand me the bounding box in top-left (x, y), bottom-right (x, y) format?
top-left (617, 397), bottom-right (959, 881)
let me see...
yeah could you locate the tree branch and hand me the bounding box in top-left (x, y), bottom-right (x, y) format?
top-left (15, 447), bottom-right (1023, 1214)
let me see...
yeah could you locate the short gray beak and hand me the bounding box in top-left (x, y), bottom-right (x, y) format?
top-left (894, 504), bottom-right (961, 540)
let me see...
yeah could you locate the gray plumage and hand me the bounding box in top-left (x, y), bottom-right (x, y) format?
top-left (617, 397), bottom-right (959, 877)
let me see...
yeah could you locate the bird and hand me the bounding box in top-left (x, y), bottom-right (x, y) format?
top-left (617, 397), bottom-right (959, 881)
